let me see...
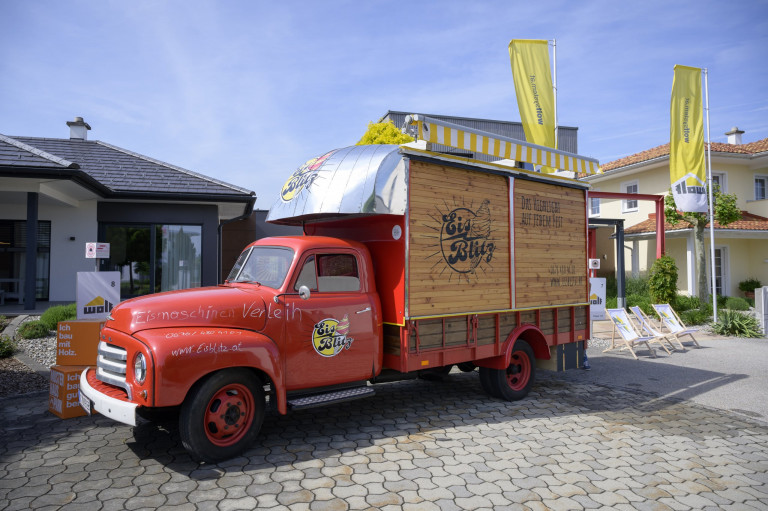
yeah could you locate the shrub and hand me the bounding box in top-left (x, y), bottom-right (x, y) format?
top-left (725, 297), bottom-right (750, 311)
top-left (738, 278), bottom-right (762, 293)
top-left (679, 308), bottom-right (711, 326)
top-left (17, 320), bottom-right (53, 340)
top-left (674, 295), bottom-right (700, 312)
top-left (648, 255), bottom-right (678, 305)
top-left (605, 296), bottom-right (618, 309)
top-left (0, 335), bottom-right (16, 358)
top-left (626, 294), bottom-right (654, 315)
top-left (625, 276), bottom-right (649, 297)
top-left (605, 275), bottom-right (618, 299)
top-left (717, 295), bottom-right (729, 309)
top-left (712, 310), bottom-right (762, 338)
top-left (39, 303), bottom-right (77, 331)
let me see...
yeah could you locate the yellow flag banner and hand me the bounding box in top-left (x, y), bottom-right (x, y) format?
top-left (508, 39), bottom-right (556, 172)
top-left (670, 65), bottom-right (707, 213)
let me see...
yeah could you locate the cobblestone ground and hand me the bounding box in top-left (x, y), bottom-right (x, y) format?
top-left (1, 371), bottom-right (767, 510)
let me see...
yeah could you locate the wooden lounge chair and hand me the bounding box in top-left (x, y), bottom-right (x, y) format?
top-left (605, 308), bottom-right (658, 359)
top-left (629, 305), bottom-right (681, 352)
top-left (652, 303), bottom-right (702, 348)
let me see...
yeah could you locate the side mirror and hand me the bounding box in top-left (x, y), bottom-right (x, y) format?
top-left (274, 286), bottom-right (312, 303)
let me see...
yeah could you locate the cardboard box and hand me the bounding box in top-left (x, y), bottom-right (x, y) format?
top-left (49, 365), bottom-right (90, 419)
top-left (56, 320), bottom-right (103, 366)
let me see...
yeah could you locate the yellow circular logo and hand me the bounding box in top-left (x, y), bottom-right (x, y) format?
top-left (312, 314), bottom-right (352, 357)
top-left (280, 150), bottom-right (335, 202)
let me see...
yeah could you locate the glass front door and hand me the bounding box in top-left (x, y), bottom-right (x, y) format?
top-left (101, 223), bottom-right (201, 298)
top-left (0, 220), bottom-right (50, 301)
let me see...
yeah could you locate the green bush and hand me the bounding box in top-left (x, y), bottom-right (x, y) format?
top-left (17, 320), bottom-right (53, 340)
top-left (738, 277), bottom-right (762, 293)
top-left (648, 255), bottom-right (678, 305)
top-left (674, 295), bottom-right (700, 312)
top-left (39, 303), bottom-right (77, 331)
top-left (625, 276), bottom-right (649, 297)
top-left (626, 294), bottom-right (654, 315)
top-left (712, 310), bottom-right (762, 338)
top-left (0, 335), bottom-right (16, 358)
top-left (725, 297), bottom-right (750, 311)
top-left (605, 296), bottom-right (618, 309)
top-left (605, 275), bottom-right (618, 299)
top-left (679, 308), bottom-right (711, 326)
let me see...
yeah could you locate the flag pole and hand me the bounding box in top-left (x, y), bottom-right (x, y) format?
top-left (704, 68), bottom-right (717, 323)
top-left (551, 38), bottom-right (558, 149)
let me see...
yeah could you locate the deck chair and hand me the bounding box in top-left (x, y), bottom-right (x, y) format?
top-left (605, 308), bottom-right (658, 359)
top-left (629, 306), bottom-right (681, 353)
top-left (652, 304), bottom-right (702, 348)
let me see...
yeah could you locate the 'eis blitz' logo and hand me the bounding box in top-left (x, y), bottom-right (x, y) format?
top-left (440, 199), bottom-right (495, 274)
top-left (280, 150), bottom-right (335, 202)
top-left (312, 314), bottom-right (353, 357)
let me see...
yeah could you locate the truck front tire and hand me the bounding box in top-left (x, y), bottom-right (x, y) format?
top-left (180, 369), bottom-right (265, 463)
top-left (479, 339), bottom-right (535, 401)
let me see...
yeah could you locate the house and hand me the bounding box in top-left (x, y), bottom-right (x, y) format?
top-left (0, 117), bottom-right (256, 310)
top-left (582, 127), bottom-right (768, 298)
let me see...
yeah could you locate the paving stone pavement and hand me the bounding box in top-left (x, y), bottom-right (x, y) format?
top-left (1, 370), bottom-right (768, 510)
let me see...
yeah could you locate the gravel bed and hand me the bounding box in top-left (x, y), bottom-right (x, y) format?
top-left (16, 334), bottom-right (57, 368)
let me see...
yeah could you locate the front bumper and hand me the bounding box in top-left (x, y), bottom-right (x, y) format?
top-left (79, 369), bottom-right (138, 427)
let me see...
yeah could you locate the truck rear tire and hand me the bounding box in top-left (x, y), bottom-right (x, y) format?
top-left (179, 369), bottom-right (265, 463)
top-left (479, 339), bottom-right (535, 401)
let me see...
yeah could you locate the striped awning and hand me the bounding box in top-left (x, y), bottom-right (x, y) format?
top-left (405, 114), bottom-right (601, 175)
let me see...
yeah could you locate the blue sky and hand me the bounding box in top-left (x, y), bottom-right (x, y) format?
top-left (2, 1), bottom-right (767, 209)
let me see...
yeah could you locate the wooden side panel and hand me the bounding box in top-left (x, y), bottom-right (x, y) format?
top-left (408, 160), bottom-right (511, 317)
top-left (514, 180), bottom-right (587, 307)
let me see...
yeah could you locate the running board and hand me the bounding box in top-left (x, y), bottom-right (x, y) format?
top-left (288, 386), bottom-right (375, 410)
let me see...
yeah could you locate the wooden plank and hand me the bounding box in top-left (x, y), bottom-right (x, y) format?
top-left (408, 160), bottom-right (511, 317)
top-left (514, 179), bottom-right (587, 308)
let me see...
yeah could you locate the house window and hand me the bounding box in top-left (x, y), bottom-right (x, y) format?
top-left (589, 190), bottom-right (600, 217)
top-left (0, 220), bottom-right (51, 301)
top-left (622, 181), bottom-right (639, 212)
top-left (711, 172), bottom-right (727, 193)
top-left (100, 223), bottom-right (202, 298)
top-left (756, 175), bottom-right (768, 200)
top-left (713, 247), bottom-right (729, 296)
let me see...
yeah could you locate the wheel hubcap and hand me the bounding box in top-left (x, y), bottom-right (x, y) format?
top-left (506, 350), bottom-right (531, 391)
top-left (204, 384), bottom-right (254, 446)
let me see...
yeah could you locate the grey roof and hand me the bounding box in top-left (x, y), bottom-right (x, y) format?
top-left (0, 135), bottom-right (254, 201)
top-left (0, 134), bottom-right (78, 169)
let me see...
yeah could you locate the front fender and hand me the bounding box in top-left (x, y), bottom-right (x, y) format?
top-left (133, 328), bottom-right (285, 412)
top-left (474, 324), bottom-right (549, 370)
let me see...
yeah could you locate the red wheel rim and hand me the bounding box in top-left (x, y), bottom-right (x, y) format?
top-left (203, 384), bottom-right (255, 447)
top-left (506, 350), bottom-right (531, 391)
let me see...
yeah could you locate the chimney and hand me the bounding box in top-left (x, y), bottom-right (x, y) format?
top-left (725, 126), bottom-right (744, 145)
top-left (66, 116), bottom-right (91, 140)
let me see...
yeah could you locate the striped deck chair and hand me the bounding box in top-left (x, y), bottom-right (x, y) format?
top-left (629, 306), bottom-right (680, 353)
top-left (605, 308), bottom-right (658, 359)
top-left (652, 304), bottom-right (702, 348)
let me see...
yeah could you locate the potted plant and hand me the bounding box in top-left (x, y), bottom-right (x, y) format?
top-left (738, 278), bottom-right (762, 300)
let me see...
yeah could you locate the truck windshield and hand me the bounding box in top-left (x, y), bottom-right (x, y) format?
top-left (227, 246), bottom-right (295, 289)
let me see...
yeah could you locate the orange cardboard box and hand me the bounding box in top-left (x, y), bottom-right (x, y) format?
top-left (56, 320), bottom-right (104, 366)
top-left (49, 365), bottom-right (90, 419)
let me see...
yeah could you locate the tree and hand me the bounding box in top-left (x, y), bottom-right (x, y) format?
top-left (664, 186), bottom-right (741, 302)
top-left (356, 120), bottom-right (414, 145)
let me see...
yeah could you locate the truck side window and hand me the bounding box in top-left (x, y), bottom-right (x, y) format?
top-left (294, 256), bottom-right (318, 291)
top-left (316, 254), bottom-right (360, 292)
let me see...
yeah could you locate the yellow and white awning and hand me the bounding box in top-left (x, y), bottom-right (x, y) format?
top-left (405, 114), bottom-right (601, 175)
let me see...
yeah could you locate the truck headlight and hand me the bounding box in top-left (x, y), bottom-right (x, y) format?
top-left (134, 353), bottom-right (147, 384)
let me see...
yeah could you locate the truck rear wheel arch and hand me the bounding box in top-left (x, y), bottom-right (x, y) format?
top-left (474, 324), bottom-right (549, 370)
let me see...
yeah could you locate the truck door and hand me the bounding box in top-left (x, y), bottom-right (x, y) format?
top-left (283, 251), bottom-right (377, 389)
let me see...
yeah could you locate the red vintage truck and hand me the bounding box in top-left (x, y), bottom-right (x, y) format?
top-left (80, 119), bottom-right (599, 462)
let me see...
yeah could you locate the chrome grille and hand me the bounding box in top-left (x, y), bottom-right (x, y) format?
top-left (96, 341), bottom-right (132, 399)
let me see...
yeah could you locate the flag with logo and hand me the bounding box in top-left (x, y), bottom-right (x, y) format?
top-left (670, 65), bottom-right (707, 213)
top-left (508, 39), bottom-right (556, 172)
